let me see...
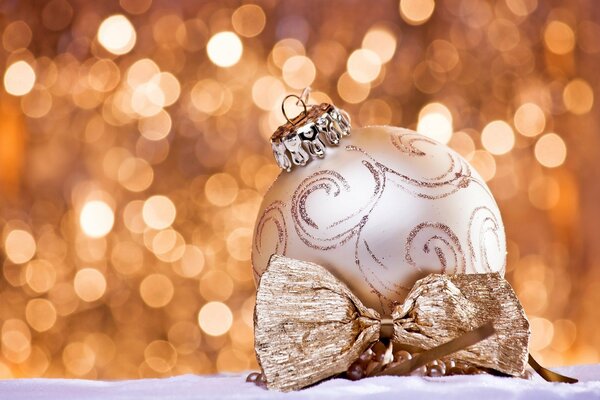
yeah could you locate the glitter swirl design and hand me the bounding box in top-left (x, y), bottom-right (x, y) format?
top-left (346, 141), bottom-right (471, 201)
top-left (405, 222), bottom-right (466, 274)
top-left (468, 206), bottom-right (505, 273)
top-left (290, 167), bottom-right (384, 250)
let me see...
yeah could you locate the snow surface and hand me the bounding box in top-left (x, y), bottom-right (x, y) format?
top-left (0, 364), bottom-right (598, 400)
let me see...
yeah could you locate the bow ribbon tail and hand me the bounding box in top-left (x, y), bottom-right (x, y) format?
top-left (528, 354), bottom-right (578, 383)
top-left (376, 321), bottom-right (496, 376)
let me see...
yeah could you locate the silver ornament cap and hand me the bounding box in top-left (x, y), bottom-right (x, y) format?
top-left (271, 91), bottom-right (351, 171)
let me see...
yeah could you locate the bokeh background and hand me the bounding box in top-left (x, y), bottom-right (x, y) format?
top-left (0, 0), bottom-right (598, 378)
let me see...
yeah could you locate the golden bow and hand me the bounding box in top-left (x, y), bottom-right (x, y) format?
top-left (254, 255), bottom-right (574, 391)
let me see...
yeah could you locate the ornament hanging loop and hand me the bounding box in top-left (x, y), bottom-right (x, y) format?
top-left (281, 94), bottom-right (308, 126)
top-left (271, 91), bottom-right (351, 171)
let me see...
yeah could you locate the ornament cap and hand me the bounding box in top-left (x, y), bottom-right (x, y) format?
top-left (271, 92), bottom-right (351, 171)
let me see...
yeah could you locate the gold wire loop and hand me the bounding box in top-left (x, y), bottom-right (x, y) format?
top-left (281, 94), bottom-right (307, 126)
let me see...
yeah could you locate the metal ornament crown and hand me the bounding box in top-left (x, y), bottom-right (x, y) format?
top-left (270, 94), bottom-right (351, 172)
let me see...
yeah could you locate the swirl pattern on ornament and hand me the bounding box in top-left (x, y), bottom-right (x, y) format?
top-left (468, 206), bottom-right (505, 273)
top-left (405, 222), bottom-right (466, 274)
top-left (291, 167), bottom-right (384, 250)
top-left (346, 142), bottom-right (471, 200)
top-left (253, 200), bottom-right (288, 275)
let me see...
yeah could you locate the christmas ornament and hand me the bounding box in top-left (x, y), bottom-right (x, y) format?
top-left (252, 96), bottom-right (506, 313)
top-left (252, 255), bottom-right (576, 392)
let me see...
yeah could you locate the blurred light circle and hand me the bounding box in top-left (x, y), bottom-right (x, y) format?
top-left (207, 31), bottom-right (243, 67)
top-left (514, 103), bottom-right (545, 137)
top-left (399, 0), bottom-right (435, 25)
top-left (118, 157), bottom-right (154, 192)
top-left (172, 245), bottom-right (205, 278)
top-left (205, 173), bottom-right (239, 207)
top-left (4, 229), bottom-right (36, 264)
top-left (417, 103), bottom-right (453, 144)
top-left (362, 27), bottom-right (397, 63)
top-left (528, 175), bottom-right (560, 210)
top-left (25, 299), bottom-right (57, 332)
top-left (4, 61), bottom-right (36, 96)
top-left (347, 49), bottom-right (381, 84)
top-left (74, 268), bottom-right (107, 302)
top-left (535, 133), bottom-right (567, 168)
top-left (62, 342), bottom-right (95, 376)
top-left (252, 76), bottom-right (285, 111)
top-left (232, 4), bottom-right (266, 38)
top-left (142, 195), bottom-right (176, 229)
top-left (144, 340), bottom-right (177, 373)
top-left (79, 200), bottom-right (115, 238)
top-left (139, 274), bottom-right (174, 308)
top-left (25, 259), bottom-right (56, 293)
top-left (198, 301), bottom-right (233, 336)
top-left (544, 20), bottom-right (575, 55)
top-left (97, 15), bottom-right (136, 55)
top-left (481, 120), bottom-right (515, 155)
top-left (563, 79), bottom-right (594, 115)
top-left (530, 317), bottom-right (554, 351)
top-left (469, 150), bottom-right (497, 182)
top-left (138, 110), bottom-right (172, 141)
top-left (226, 228), bottom-right (252, 262)
top-left (337, 72), bottom-right (370, 104)
top-left (282, 55), bottom-right (316, 89)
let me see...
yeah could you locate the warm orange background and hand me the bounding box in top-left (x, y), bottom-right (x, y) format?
top-left (0, 0), bottom-right (598, 378)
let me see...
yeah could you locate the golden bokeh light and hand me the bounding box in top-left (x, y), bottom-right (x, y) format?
top-left (142, 195), bottom-right (176, 230)
top-left (528, 175), bottom-right (560, 210)
top-left (252, 76), bottom-right (285, 111)
top-left (362, 27), bottom-right (397, 63)
top-left (514, 103), bottom-right (545, 137)
top-left (417, 103), bottom-right (453, 144)
top-left (198, 301), bottom-right (233, 336)
top-left (232, 4), bottom-right (266, 38)
top-left (535, 133), bottom-right (567, 168)
top-left (347, 49), bottom-right (382, 84)
top-left (543, 20), bottom-right (575, 55)
top-left (399, 0), bottom-right (435, 25)
top-left (25, 299), bottom-right (57, 332)
top-left (206, 32), bottom-right (243, 68)
top-left (140, 273), bottom-right (174, 308)
top-left (282, 55), bottom-right (316, 89)
top-left (4, 229), bottom-right (36, 264)
top-left (79, 200), bottom-right (115, 238)
top-left (144, 340), bottom-right (177, 373)
top-left (74, 268), bottom-right (107, 302)
top-left (97, 15), bottom-right (136, 55)
top-left (563, 79), bottom-right (594, 115)
top-left (481, 120), bottom-right (515, 155)
top-left (173, 245), bottom-right (205, 278)
top-left (205, 173), bottom-right (239, 207)
top-left (469, 150), bottom-right (497, 182)
top-left (4, 60), bottom-right (36, 96)
top-left (62, 342), bottom-right (95, 376)
top-left (530, 316), bottom-right (554, 352)
top-left (2, 319), bottom-right (32, 363)
top-left (337, 72), bottom-right (370, 104)
top-left (25, 259), bottom-right (56, 293)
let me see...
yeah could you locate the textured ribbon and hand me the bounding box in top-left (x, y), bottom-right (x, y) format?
top-left (254, 255), bottom-right (533, 391)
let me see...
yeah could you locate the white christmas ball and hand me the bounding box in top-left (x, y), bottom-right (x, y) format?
top-left (252, 126), bottom-right (506, 313)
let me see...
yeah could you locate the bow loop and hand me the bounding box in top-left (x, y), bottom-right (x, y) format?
top-left (254, 255), bottom-right (380, 391)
